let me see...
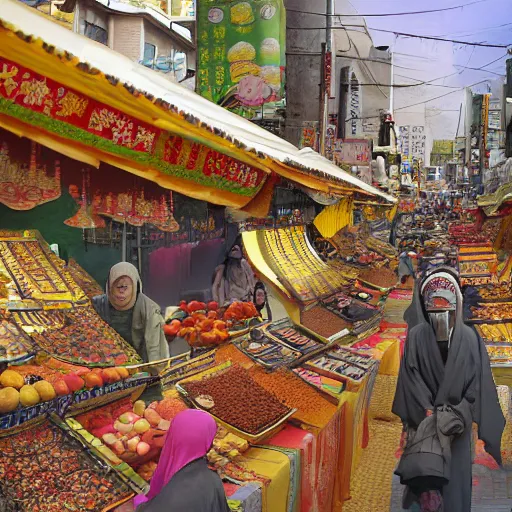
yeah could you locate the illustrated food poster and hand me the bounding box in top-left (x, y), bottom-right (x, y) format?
top-left (197, 0), bottom-right (286, 118)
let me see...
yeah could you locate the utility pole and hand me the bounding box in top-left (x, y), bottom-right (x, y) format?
top-left (319, 0), bottom-right (333, 156)
top-left (389, 51), bottom-right (394, 115)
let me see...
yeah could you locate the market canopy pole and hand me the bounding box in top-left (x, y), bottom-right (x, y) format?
top-left (0, 0), bottom-right (396, 208)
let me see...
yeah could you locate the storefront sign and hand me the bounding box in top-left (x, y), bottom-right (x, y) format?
top-left (410, 126), bottom-right (426, 160)
top-left (299, 121), bottom-right (319, 151)
top-left (197, 0), bottom-right (286, 118)
top-left (0, 57), bottom-right (266, 197)
top-left (335, 139), bottom-right (370, 165)
top-left (488, 110), bottom-right (501, 130)
top-left (349, 75), bottom-right (360, 136)
top-left (398, 126), bottom-right (410, 157)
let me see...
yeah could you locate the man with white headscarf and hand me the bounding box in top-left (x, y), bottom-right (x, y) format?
top-left (93, 262), bottom-right (169, 363)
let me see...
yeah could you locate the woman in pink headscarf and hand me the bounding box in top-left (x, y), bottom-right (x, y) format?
top-left (134, 409), bottom-right (229, 512)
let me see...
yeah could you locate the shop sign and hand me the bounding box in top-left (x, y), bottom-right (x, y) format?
top-left (299, 121), bottom-right (319, 151)
top-left (0, 57), bottom-right (266, 197)
top-left (197, 0), bottom-right (286, 118)
top-left (398, 126), bottom-right (410, 156)
top-left (488, 110), bottom-right (501, 130)
top-left (349, 75), bottom-right (360, 136)
top-left (410, 126), bottom-right (426, 160)
top-left (335, 139), bottom-right (370, 165)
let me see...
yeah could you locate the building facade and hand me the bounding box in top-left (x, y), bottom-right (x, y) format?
top-left (61, 0), bottom-right (195, 83)
top-left (284, 0), bottom-right (392, 186)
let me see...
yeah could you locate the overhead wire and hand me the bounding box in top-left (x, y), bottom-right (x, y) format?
top-left (285, 1), bottom-right (489, 18)
top-left (287, 25), bottom-right (511, 48)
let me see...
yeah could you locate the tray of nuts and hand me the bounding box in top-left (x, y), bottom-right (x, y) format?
top-left (176, 362), bottom-right (296, 443)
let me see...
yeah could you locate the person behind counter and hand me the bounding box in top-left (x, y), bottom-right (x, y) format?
top-left (253, 281), bottom-right (272, 321)
top-left (93, 262), bottom-right (169, 363)
top-left (134, 409), bottom-right (230, 512)
top-left (212, 243), bottom-right (255, 305)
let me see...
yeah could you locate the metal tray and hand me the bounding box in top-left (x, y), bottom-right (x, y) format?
top-left (176, 362), bottom-right (296, 443)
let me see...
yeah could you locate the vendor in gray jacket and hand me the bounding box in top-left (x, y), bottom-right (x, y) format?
top-left (93, 262), bottom-right (169, 363)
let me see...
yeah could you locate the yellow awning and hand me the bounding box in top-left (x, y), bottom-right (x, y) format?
top-left (0, 1), bottom-right (396, 208)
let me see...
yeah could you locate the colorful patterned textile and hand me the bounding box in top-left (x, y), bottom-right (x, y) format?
top-left (0, 310), bottom-right (34, 363)
top-left (0, 419), bottom-right (133, 511)
top-left (268, 426), bottom-right (316, 512)
top-left (0, 57), bottom-right (266, 198)
top-left (260, 445), bottom-right (301, 512)
top-left (0, 237), bottom-right (86, 304)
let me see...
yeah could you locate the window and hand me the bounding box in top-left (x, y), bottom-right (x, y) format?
top-left (173, 51), bottom-right (187, 82)
top-left (83, 21), bottom-right (108, 45)
top-left (142, 43), bottom-right (156, 67)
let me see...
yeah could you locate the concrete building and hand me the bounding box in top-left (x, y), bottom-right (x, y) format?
top-left (59, 0), bottom-right (195, 83)
top-left (284, 0), bottom-right (392, 149)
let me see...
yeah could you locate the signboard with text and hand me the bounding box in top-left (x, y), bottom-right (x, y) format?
top-left (197, 0), bottom-right (286, 119)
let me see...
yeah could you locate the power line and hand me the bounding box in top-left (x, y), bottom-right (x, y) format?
top-left (286, 1), bottom-right (488, 18)
top-left (364, 27), bottom-right (511, 48)
top-left (436, 22), bottom-right (512, 39)
top-left (287, 25), bottom-right (511, 48)
top-left (394, 78), bottom-right (490, 112)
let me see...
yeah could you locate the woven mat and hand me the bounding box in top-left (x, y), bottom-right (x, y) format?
top-left (369, 375), bottom-right (401, 423)
top-left (383, 299), bottom-right (409, 325)
top-left (343, 420), bottom-right (403, 512)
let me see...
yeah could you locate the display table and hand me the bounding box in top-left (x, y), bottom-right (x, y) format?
top-left (239, 447), bottom-right (292, 512)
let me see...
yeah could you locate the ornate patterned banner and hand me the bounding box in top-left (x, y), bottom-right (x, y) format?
top-left (0, 58), bottom-right (267, 197)
top-left (0, 139), bottom-right (60, 210)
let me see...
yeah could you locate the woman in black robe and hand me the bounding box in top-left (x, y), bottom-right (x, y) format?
top-left (393, 267), bottom-right (505, 512)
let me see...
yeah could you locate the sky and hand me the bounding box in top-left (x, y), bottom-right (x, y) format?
top-left (351, 0), bottom-right (511, 96)
top-left (348, 0), bottom-right (511, 147)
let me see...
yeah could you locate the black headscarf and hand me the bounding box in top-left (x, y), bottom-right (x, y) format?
top-left (393, 266), bottom-right (505, 465)
top-left (253, 281), bottom-right (272, 320)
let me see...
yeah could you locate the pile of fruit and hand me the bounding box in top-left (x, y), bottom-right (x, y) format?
top-left (97, 400), bottom-right (170, 464)
top-left (164, 300), bottom-right (259, 348)
top-left (0, 365), bottom-right (131, 414)
top-left (76, 397), bottom-right (188, 476)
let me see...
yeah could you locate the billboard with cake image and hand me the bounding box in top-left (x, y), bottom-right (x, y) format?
top-left (197, 0), bottom-right (285, 118)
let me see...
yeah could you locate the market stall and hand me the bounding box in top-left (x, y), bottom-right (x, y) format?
top-left (0, 3), bottom-right (402, 512)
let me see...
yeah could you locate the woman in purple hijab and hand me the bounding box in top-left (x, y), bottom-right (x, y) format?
top-left (134, 409), bottom-right (230, 512)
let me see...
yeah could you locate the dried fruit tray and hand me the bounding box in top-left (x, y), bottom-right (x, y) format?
top-left (292, 367), bottom-right (345, 403)
top-left (176, 362), bottom-right (296, 443)
top-left (485, 344), bottom-right (512, 364)
top-left (303, 349), bottom-right (376, 386)
top-left (328, 346), bottom-right (377, 370)
top-left (234, 332), bottom-right (302, 370)
top-left (26, 306), bottom-right (142, 367)
top-left (0, 416), bottom-right (134, 511)
top-left (263, 318), bottom-right (332, 357)
top-left (475, 323), bottom-right (512, 343)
